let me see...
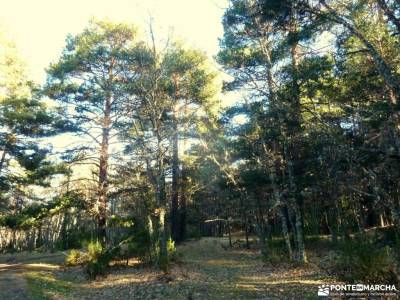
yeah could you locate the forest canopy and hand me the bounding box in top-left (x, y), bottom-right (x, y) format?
top-left (0, 0), bottom-right (400, 298)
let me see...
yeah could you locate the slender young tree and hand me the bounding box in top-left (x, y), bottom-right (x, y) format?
top-left (162, 45), bottom-right (218, 242)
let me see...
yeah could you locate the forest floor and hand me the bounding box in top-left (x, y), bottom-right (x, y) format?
top-left (0, 237), bottom-right (338, 299)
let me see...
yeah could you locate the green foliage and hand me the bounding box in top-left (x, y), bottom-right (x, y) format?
top-left (108, 215), bottom-right (134, 228)
top-left (87, 241), bottom-right (103, 259)
top-left (85, 241), bottom-right (110, 279)
top-left (0, 33), bottom-right (70, 204)
top-left (336, 239), bottom-right (399, 284)
top-left (131, 223), bottom-right (154, 263)
top-left (263, 248), bottom-right (286, 265)
top-left (167, 237), bottom-right (178, 262)
top-left (65, 249), bottom-right (88, 266)
top-left (1, 0), bottom-right (400, 285)
top-left (112, 224), bottom-right (154, 264)
top-left (45, 19), bottom-right (140, 136)
top-left (0, 191), bottom-right (85, 231)
top-left (68, 219), bottom-right (156, 278)
top-left (57, 225), bottom-right (94, 250)
top-left (261, 238), bottom-right (291, 264)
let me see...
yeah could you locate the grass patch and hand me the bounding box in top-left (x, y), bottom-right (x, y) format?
top-left (26, 271), bottom-right (73, 299)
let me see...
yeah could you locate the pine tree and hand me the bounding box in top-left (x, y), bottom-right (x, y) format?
top-left (45, 20), bottom-right (141, 243)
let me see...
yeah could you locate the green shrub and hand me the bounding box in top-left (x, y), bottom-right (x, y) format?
top-left (112, 221), bottom-right (155, 264)
top-left (65, 249), bottom-right (88, 266)
top-left (336, 239), bottom-right (399, 284)
top-left (87, 241), bottom-right (103, 259)
top-left (167, 237), bottom-right (178, 261)
top-left (261, 242), bottom-right (287, 265)
top-left (63, 242), bottom-right (107, 278)
top-left (112, 240), bottom-right (140, 265)
top-left (260, 238), bottom-right (292, 264)
top-left (265, 248), bottom-right (287, 264)
top-left (59, 227), bottom-right (94, 250)
top-left (85, 241), bottom-right (110, 279)
top-left (132, 223), bottom-right (154, 263)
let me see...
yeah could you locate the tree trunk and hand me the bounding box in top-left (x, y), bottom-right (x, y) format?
top-left (293, 203), bottom-right (307, 262)
top-left (255, 192), bottom-right (268, 257)
top-left (279, 208), bottom-right (293, 260)
top-left (35, 225), bottom-right (42, 249)
top-left (179, 96), bottom-right (189, 242)
top-left (228, 217), bottom-right (232, 247)
top-left (157, 171), bottom-right (168, 273)
top-left (380, 214), bottom-right (385, 227)
top-left (256, 218), bottom-right (268, 258)
top-left (0, 149), bottom-right (6, 174)
top-left (239, 195), bottom-right (250, 249)
top-left (325, 210), bottom-right (337, 243)
top-left (179, 178), bottom-right (187, 241)
top-left (97, 95), bottom-right (111, 244)
top-left (286, 13), bottom-right (308, 262)
top-left (147, 215), bottom-right (154, 263)
top-left (171, 105), bottom-right (180, 242)
top-left (244, 221), bottom-right (250, 249)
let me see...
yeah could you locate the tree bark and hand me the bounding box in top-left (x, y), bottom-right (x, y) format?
top-left (171, 104), bottom-right (180, 242)
top-left (228, 217), bottom-right (232, 247)
top-left (292, 203), bottom-right (307, 262)
top-left (286, 13), bottom-right (307, 262)
top-left (255, 191), bottom-right (268, 257)
top-left (179, 96), bottom-right (189, 242)
top-left (157, 170), bottom-right (168, 273)
top-left (0, 148), bottom-right (6, 175)
top-left (278, 208), bottom-right (293, 260)
top-left (179, 174), bottom-right (187, 241)
top-left (97, 95), bottom-right (111, 244)
top-left (155, 124), bottom-right (169, 272)
top-left (257, 220), bottom-right (268, 258)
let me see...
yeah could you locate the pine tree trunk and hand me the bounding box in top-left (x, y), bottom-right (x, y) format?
top-left (36, 225), bottom-right (42, 249)
top-left (293, 204), bottom-right (307, 262)
top-left (171, 106), bottom-right (180, 242)
top-left (228, 217), bottom-right (232, 247)
top-left (239, 195), bottom-right (250, 249)
top-left (278, 208), bottom-right (293, 260)
top-left (179, 97), bottom-right (189, 242)
top-left (97, 95), bottom-right (111, 244)
top-left (147, 215), bottom-right (154, 263)
top-left (255, 191), bottom-right (268, 257)
top-left (244, 222), bottom-right (250, 249)
top-left (256, 219), bottom-right (268, 259)
top-left (157, 171), bottom-right (168, 273)
top-left (0, 149), bottom-right (6, 174)
top-left (286, 13), bottom-right (307, 263)
top-left (179, 180), bottom-right (187, 241)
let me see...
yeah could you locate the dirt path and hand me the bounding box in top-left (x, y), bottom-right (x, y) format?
top-left (176, 237), bottom-right (329, 299)
top-left (70, 237), bottom-right (333, 299)
top-left (0, 238), bottom-right (334, 299)
top-left (0, 264), bottom-right (30, 300)
top-left (0, 253), bottom-right (65, 300)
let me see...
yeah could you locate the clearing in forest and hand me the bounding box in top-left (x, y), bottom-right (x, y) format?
top-left (0, 237), bottom-right (335, 299)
